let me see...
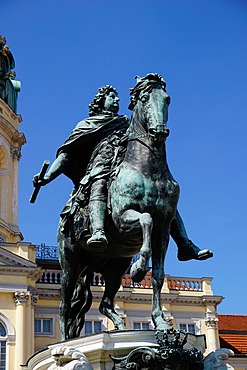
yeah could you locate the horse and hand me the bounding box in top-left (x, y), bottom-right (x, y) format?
top-left (57, 73), bottom-right (180, 340)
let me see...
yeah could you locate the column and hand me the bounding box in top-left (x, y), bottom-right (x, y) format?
top-left (205, 311), bottom-right (218, 352)
top-left (14, 291), bottom-right (29, 370)
top-left (10, 146), bottom-right (21, 226)
top-left (30, 295), bottom-right (38, 356)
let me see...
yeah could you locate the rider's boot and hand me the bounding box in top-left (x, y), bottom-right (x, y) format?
top-left (171, 210), bottom-right (213, 261)
top-left (87, 200), bottom-right (108, 250)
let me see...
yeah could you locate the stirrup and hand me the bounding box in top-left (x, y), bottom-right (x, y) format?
top-left (87, 230), bottom-right (108, 249)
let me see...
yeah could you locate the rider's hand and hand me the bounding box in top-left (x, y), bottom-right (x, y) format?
top-left (32, 174), bottom-right (49, 187)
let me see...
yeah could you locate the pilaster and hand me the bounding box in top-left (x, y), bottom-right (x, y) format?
top-left (204, 310), bottom-right (219, 353)
top-left (14, 291), bottom-right (29, 369)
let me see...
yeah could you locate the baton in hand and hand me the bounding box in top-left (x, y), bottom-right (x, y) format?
top-left (30, 160), bottom-right (50, 204)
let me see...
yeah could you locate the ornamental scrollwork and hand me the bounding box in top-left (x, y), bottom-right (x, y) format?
top-left (14, 291), bottom-right (29, 305)
top-left (111, 329), bottom-right (204, 370)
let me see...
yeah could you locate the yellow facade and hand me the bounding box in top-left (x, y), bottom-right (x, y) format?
top-left (0, 99), bottom-right (25, 244)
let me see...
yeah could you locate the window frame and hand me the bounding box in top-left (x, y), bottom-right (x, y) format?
top-left (34, 314), bottom-right (56, 338)
top-left (0, 321), bottom-right (7, 370)
top-left (80, 315), bottom-right (107, 336)
top-left (129, 316), bottom-right (153, 331)
top-left (0, 339), bottom-right (6, 370)
top-left (133, 322), bottom-right (151, 330)
top-left (176, 318), bottom-right (200, 335)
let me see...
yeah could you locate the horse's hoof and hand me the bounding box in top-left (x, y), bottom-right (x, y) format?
top-left (154, 318), bottom-right (173, 331)
top-left (177, 240), bottom-right (213, 261)
top-left (130, 264), bottom-right (150, 283)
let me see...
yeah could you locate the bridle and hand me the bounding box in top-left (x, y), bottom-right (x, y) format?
top-left (127, 88), bottom-right (170, 144)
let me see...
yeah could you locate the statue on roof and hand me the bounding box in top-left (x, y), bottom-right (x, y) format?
top-left (0, 36), bottom-right (21, 113)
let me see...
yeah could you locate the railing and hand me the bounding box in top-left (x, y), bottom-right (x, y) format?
top-left (35, 246), bottom-right (205, 292)
top-left (36, 244), bottom-right (59, 261)
top-left (37, 271), bottom-right (152, 289)
top-left (38, 269), bottom-right (61, 284)
top-left (37, 270), bottom-right (205, 292)
top-left (92, 273), bottom-right (152, 289)
top-left (167, 277), bottom-right (202, 291)
top-left (35, 245), bottom-right (139, 264)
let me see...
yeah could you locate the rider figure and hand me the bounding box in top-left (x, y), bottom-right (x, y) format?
top-left (33, 85), bottom-right (213, 261)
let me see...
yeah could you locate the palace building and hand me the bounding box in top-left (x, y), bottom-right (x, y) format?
top-left (0, 36), bottom-right (246, 370)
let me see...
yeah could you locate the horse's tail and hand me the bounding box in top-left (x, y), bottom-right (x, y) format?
top-left (66, 267), bottom-right (93, 338)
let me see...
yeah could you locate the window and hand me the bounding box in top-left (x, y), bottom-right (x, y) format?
top-left (0, 324), bottom-right (6, 337)
top-left (179, 323), bottom-right (195, 334)
top-left (84, 320), bottom-right (102, 335)
top-left (133, 322), bottom-right (150, 330)
top-left (0, 235), bottom-right (6, 242)
top-left (0, 322), bottom-right (6, 370)
top-left (34, 318), bottom-right (52, 335)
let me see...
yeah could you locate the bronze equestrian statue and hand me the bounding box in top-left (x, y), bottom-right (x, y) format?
top-left (32, 74), bottom-right (212, 340)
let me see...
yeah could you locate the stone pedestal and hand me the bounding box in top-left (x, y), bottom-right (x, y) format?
top-left (22, 330), bottom-right (206, 370)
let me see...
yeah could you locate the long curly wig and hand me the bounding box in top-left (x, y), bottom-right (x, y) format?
top-left (88, 85), bottom-right (118, 116)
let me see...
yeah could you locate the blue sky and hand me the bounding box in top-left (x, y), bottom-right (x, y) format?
top-left (2, 0), bottom-right (247, 314)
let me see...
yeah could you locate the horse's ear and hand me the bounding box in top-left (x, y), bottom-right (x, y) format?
top-left (135, 75), bottom-right (142, 84)
top-left (128, 97), bottom-right (135, 111)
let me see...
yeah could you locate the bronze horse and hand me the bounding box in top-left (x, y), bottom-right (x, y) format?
top-left (57, 74), bottom-right (179, 340)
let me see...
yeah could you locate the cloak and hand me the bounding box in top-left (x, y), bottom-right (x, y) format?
top-left (57, 113), bottom-right (130, 186)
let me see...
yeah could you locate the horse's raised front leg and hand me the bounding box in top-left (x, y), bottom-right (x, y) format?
top-left (118, 209), bottom-right (153, 282)
top-left (151, 231), bottom-right (172, 330)
top-left (99, 258), bottom-right (131, 330)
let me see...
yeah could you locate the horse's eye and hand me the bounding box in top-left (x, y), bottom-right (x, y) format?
top-left (140, 94), bottom-right (149, 103)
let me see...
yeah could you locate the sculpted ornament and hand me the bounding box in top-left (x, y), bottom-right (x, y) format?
top-left (14, 291), bottom-right (29, 305)
top-left (0, 35), bottom-right (20, 113)
top-left (47, 346), bottom-right (93, 370)
top-left (205, 313), bottom-right (218, 329)
top-left (10, 146), bottom-right (21, 161)
top-left (204, 349), bottom-right (235, 370)
top-left (111, 329), bottom-right (204, 370)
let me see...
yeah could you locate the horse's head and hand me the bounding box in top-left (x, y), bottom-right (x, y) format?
top-left (129, 73), bottom-right (170, 144)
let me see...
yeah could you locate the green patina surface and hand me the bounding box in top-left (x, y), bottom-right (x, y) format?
top-left (0, 35), bottom-right (20, 113)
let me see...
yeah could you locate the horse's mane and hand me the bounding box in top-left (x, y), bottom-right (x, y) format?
top-left (128, 73), bottom-right (167, 110)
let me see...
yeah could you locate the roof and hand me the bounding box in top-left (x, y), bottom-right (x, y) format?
top-left (218, 314), bottom-right (247, 354)
top-left (218, 314), bottom-right (247, 332)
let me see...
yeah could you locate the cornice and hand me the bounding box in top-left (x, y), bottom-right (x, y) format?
top-left (37, 290), bottom-right (61, 300)
top-left (202, 295), bottom-right (224, 306)
top-left (0, 116), bottom-right (25, 145)
top-left (0, 100), bottom-right (25, 146)
top-left (0, 245), bottom-right (37, 267)
top-left (0, 98), bottom-right (22, 122)
top-left (0, 265), bottom-right (42, 280)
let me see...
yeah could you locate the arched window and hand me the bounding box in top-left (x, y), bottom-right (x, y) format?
top-left (0, 146), bottom-right (7, 170)
top-left (0, 235), bottom-right (6, 242)
top-left (0, 322), bottom-right (6, 370)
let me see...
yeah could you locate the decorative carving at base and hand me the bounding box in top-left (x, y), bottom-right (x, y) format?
top-left (111, 329), bottom-right (204, 370)
top-left (204, 348), bottom-right (235, 370)
top-left (47, 346), bottom-right (93, 370)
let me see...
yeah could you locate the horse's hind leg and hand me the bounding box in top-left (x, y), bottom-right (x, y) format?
top-left (99, 258), bottom-right (131, 330)
top-left (58, 233), bottom-right (88, 340)
top-left (118, 209), bottom-right (153, 282)
top-left (59, 260), bottom-right (80, 340)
